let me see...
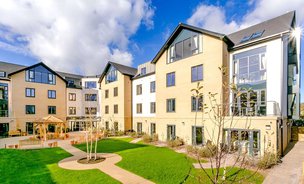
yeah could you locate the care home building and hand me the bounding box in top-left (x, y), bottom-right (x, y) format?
top-left (0, 11), bottom-right (301, 156)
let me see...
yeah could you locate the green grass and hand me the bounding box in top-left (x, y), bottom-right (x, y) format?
top-left (186, 167), bottom-right (264, 184)
top-left (75, 138), bottom-right (263, 184)
top-left (0, 148), bottom-right (120, 184)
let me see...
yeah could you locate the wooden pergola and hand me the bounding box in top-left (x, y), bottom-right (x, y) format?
top-left (33, 115), bottom-right (66, 142)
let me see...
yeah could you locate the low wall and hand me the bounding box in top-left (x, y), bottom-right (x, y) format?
top-left (291, 127), bottom-right (304, 141)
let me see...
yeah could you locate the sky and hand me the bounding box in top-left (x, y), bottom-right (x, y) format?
top-left (0, 0), bottom-right (303, 101)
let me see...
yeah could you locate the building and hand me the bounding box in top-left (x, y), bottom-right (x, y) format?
top-left (0, 62), bottom-right (67, 136)
top-left (99, 62), bottom-right (137, 132)
top-left (58, 72), bottom-right (101, 131)
top-left (132, 61), bottom-right (156, 135)
top-left (0, 11), bottom-right (301, 156)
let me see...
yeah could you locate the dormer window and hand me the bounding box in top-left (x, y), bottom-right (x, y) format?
top-left (141, 67), bottom-right (146, 75)
top-left (168, 30), bottom-right (200, 63)
top-left (0, 71), bottom-right (6, 77)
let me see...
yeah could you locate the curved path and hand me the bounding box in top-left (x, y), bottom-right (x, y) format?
top-left (58, 140), bottom-right (154, 184)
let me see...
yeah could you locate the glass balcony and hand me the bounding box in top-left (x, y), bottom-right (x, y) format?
top-left (231, 101), bottom-right (280, 116)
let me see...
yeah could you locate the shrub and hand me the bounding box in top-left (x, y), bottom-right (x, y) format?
top-left (152, 133), bottom-right (159, 142)
top-left (198, 144), bottom-right (217, 158)
top-left (167, 137), bottom-right (184, 148)
top-left (117, 130), bottom-right (125, 136)
top-left (257, 152), bottom-right (279, 169)
top-left (142, 134), bottom-right (152, 143)
top-left (130, 132), bottom-right (137, 138)
top-left (186, 145), bottom-right (198, 154)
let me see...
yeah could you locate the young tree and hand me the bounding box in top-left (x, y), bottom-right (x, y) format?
top-left (190, 66), bottom-right (264, 183)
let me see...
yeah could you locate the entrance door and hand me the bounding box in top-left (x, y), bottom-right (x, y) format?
top-left (0, 123), bottom-right (9, 137)
top-left (26, 122), bottom-right (33, 135)
top-left (167, 125), bottom-right (176, 140)
top-left (192, 126), bottom-right (204, 145)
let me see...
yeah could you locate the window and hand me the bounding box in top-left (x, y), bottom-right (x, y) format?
top-left (167, 125), bottom-right (176, 140)
top-left (106, 66), bottom-right (117, 83)
top-left (191, 96), bottom-right (203, 111)
top-left (150, 102), bottom-right (156, 113)
top-left (192, 126), bottom-right (204, 145)
top-left (26, 105), bottom-right (35, 114)
top-left (105, 90), bottom-right (109, 98)
top-left (85, 107), bottom-right (97, 115)
top-left (69, 107), bottom-right (76, 115)
top-left (167, 98), bottom-right (175, 112)
top-left (136, 103), bottom-right (142, 114)
top-left (233, 47), bottom-right (266, 84)
top-left (191, 65), bottom-right (203, 82)
top-left (166, 72), bottom-right (175, 87)
top-left (136, 84), bottom-right (142, 95)
top-left (114, 104), bottom-right (118, 114)
top-left (25, 65), bottom-right (56, 85)
top-left (137, 122), bottom-right (142, 133)
top-left (85, 94), bottom-right (97, 101)
top-left (0, 71), bottom-right (6, 77)
top-left (105, 121), bottom-right (109, 130)
top-left (48, 90), bottom-right (56, 99)
top-left (67, 80), bottom-right (74, 87)
top-left (25, 88), bottom-right (35, 97)
top-left (85, 81), bottom-right (97, 89)
top-left (48, 106), bottom-right (56, 114)
top-left (168, 32), bottom-right (199, 63)
top-left (150, 81), bottom-right (155, 93)
top-left (105, 105), bottom-right (109, 114)
top-left (114, 87), bottom-right (118, 97)
top-left (141, 67), bottom-right (146, 75)
top-left (69, 93), bottom-right (76, 101)
top-left (150, 123), bottom-right (156, 136)
top-left (232, 90), bottom-right (266, 116)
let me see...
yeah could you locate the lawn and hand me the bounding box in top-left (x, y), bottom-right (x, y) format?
top-left (75, 138), bottom-right (264, 184)
top-left (0, 148), bottom-right (120, 184)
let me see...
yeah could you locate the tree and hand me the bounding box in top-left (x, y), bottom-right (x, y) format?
top-left (190, 66), bottom-right (264, 183)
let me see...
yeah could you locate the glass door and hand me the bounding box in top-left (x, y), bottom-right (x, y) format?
top-left (167, 125), bottom-right (176, 140)
top-left (192, 126), bottom-right (204, 145)
top-left (26, 122), bottom-right (33, 135)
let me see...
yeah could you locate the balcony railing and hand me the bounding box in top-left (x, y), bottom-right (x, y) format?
top-left (0, 110), bottom-right (8, 117)
top-left (231, 101), bottom-right (281, 117)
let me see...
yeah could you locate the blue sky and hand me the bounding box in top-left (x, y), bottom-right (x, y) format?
top-left (0, 0), bottom-right (303, 101)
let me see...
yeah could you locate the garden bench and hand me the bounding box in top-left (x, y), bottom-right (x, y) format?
top-left (8, 130), bottom-right (21, 137)
top-left (19, 139), bottom-right (41, 148)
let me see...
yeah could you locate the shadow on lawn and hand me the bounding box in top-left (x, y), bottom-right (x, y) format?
top-left (74, 138), bottom-right (147, 153)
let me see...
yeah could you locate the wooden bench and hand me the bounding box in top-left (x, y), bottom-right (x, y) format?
top-left (8, 130), bottom-right (21, 137)
top-left (19, 139), bottom-right (41, 147)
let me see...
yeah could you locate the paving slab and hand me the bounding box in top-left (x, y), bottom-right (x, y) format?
top-left (263, 141), bottom-right (304, 184)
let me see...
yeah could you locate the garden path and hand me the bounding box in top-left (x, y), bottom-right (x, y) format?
top-left (263, 141), bottom-right (304, 184)
top-left (58, 140), bottom-right (155, 184)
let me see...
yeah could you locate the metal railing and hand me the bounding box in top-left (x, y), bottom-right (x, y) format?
top-left (231, 101), bottom-right (281, 116)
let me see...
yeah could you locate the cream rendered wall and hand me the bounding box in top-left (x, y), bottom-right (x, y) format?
top-left (155, 33), bottom-right (228, 144)
top-left (10, 70), bottom-right (66, 131)
top-left (100, 71), bottom-right (132, 131)
top-left (132, 74), bottom-right (156, 132)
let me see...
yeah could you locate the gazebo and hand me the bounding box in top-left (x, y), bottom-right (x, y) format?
top-left (33, 115), bottom-right (66, 142)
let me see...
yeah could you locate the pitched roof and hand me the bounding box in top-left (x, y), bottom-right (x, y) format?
top-left (99, 61), bottom-right (137, 83)
top-left (151, 23), bottom-right (234, 63)
top-left (228, 11), bottom-right (295, 48)
top-left (8, 62), bottom-right (67, 83)
top-left (57, 71), bottom-right (84, 80)
top-left (0, 61), bottom-right (27, 74)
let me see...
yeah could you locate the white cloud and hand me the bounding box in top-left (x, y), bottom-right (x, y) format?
top-left (187, 0), bottom-right (304, 34)
top-left (0, 0), bottom-right (154, 75)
